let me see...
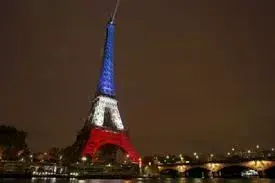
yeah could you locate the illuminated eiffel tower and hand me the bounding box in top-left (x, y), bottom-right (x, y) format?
top-left (79, 1), bottom-right (140, 164)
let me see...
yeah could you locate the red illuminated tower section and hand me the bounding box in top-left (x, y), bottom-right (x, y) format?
top-left (81, 3), bottom-right (140, 164)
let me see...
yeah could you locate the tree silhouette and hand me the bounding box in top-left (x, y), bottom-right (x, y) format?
top-left (0, 125), bottom-right (28, 160)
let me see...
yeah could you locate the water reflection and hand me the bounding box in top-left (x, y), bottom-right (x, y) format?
top-left (1, 178), bottom-right (275, 183)
top-left (86, 180), bottom-right (126, 183)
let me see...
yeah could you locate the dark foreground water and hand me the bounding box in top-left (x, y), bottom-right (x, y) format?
top-left (0, 178), bottom-right (275, 183)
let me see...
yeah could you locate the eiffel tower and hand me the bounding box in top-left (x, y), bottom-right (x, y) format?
top-left (78, 1), bottom-right (140, 164)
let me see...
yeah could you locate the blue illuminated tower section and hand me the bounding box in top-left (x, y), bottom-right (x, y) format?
top-left (97, 20), bottom-right (116, 97)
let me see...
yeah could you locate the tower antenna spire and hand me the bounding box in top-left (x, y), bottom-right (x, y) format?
top-left (111, 0), bottom-right (121, 23)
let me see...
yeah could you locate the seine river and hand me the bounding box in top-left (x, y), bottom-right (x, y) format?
top-left (1, 178), bottom-right (275, 183)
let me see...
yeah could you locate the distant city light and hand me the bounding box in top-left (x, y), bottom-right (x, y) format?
top-left (227, 152), bottom-right (231, 156)
top-left (256, 145), bottom-right (260, 149)
top-left (210, 154), bottom-right (214, 158)
top-left (272, 148), bottom-right (274, 151)
top-left (193, 152), bottom-right (197, 156)
top-left (179, 154), bottom-right (184, 161)
top-left (81, 156), bottom-right (87, 162)
top-left (248, 150), bottom-right (251, 154)
top-left (232, 148), bottom-right (235, 151)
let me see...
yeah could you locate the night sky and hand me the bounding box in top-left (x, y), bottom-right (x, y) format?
top-left (1, 0), bottom-right (275, 155)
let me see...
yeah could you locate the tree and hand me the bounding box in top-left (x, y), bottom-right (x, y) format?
top-left (48, 147), bottom-right (62, 162)
top-left (0, 125), bottom-right (28, 160)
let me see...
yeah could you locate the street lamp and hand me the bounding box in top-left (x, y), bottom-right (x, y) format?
top-left (81, 156), bottom-right (87, 162)
top-left (138, 158), bottom-right (143, 175)
top-left (29, 154), bottom-right (33, 163)
top-left (138, 158), bottom-right (142, 167)
top-left (81, 156), bottom-right (87, 173)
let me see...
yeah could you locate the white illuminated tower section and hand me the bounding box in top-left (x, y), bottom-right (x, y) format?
top-left (81, 0), bottom-right (140, 164)
top-left (89, 96), bottom-right (124, 130)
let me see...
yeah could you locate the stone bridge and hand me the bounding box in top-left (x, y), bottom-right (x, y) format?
top-left (157, 160), bottom-right (275, 174)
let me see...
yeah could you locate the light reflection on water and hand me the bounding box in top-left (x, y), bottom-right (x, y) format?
top-left (0, 178), bottom-right (275, 183)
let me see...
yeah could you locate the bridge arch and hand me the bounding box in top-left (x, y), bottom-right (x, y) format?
top-left (92, 143), bottom-right (126, 163)
top-left (264, 166), bottom-right (275, 178)
top-left (241, 160), bottom-right (275, 171)
top-left (185, 167), bottom-right (211, 178)
top-left (158, 165), bottom-right (189, 174)
top-left (159, 168), bottom-right (180, 177)
top-left (218, 165), bottom-right (257, 178)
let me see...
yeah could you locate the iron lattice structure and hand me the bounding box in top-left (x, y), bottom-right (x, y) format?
top-left (80, 20), bottom-right (140, 164)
